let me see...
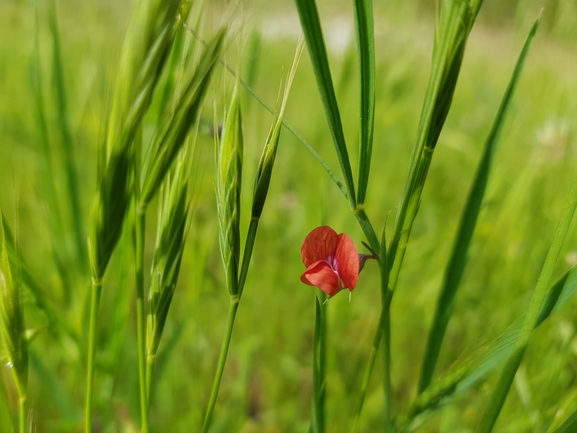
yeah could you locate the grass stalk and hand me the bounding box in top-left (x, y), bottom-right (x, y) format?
top-left (134, 206), bottom-right (149, 433)
top-left (202, 299), bottom-right (239, 432)
top-left (17, 394), bottom-right (26, 433)
top-left (84, 278), bottom-right (102, 433)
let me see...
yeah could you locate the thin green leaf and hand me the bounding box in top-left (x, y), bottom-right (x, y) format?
top-left (480, 171), bottom-right (577, 431)
top-left (418, 14), bottom-right (540, 392)
top-left (294, 0), bottom-right (356, 208)
top-left (388, 0), bottom-right (482, 291)
top-left (552, 410), bottom-right (577, 433)
top-left (401, 265), bottom-right (577, 428)
top-left (353, 0), bottom-right (375, 205)
top-left (48, 0), bottom-right (85, 266)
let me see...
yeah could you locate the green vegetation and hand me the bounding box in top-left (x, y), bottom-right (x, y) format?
top-left (1, 0), bottom-right (577, 432)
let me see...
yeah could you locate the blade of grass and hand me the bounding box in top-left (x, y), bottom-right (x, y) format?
top-left (48, 0), bottom-right (85, 268)
top-left (552, 410), bottom-right (577, 433)
top-left (418, 14), bottom-right (540, 392)
top-left (479, 177), bottom-right (577, 431)
top-left (294, 0), bottom-right (356, 208)
top-left (388, 0), bottom-right (482, 291)
top-left (399, 265), bottom-right (577, 429)
top-left (353, 0), bottom-right (375, 205)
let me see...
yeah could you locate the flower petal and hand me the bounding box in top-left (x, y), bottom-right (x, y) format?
top-left (334, 233), bottom-right (359, 290)
top-left (301, 226), bottom-right (339, 267)
top-left (301, 260), bottom-right (341, 297)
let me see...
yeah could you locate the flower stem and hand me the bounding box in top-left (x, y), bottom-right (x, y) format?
top-left (312, 296), bottom-right (326, 433)
top-left (85, 278), bottom-right (102, 433)
top-left (135, 206), bottom-right (149, 433)
top-left (202, 298), bottom-right (239, 433)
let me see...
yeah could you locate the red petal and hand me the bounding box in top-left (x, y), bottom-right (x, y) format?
top-left (301, 226), bottom-right (339, 267)
top-left (300, 260), bottom-right (342, 297)
top-left (334, 233), bottom-right (359, 290)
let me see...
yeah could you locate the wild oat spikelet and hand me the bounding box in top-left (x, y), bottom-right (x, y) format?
top-left (217, 83), bottom-right (243, 297)
top-left (141, 29), bottom-right (225, 207)
top-left (0, 212), bottom-right (28, 392)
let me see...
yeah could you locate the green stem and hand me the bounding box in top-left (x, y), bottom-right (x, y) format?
top-left (312, 296), bottom-right (327, 433)
top-left (382, 289), bottom-right (392, 432)
top-left (135, 206), bottom-right (149, 433)
top-left (238, 217), bottom-right (259, 297)
top-left (351, 227), bottom-right (390, 432)
top-left (18, 394), bottom-right (26, 433)
top-left (146, 337), bottom-right (155, 406)
top-left (353, 206), bottom-right (380, 253)
top-left (202, 299), bottom-right (240, 433)
top-left (350, 309), bottom-right (384, 433)
top-left (85, 278), bottom-right (102, 433)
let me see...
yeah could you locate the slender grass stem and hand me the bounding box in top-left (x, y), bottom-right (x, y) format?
top-left (202, 299), bottom-right (240, 433)
top-left (85, 278), bottom-right (102, 433)
top-left (350, 309), bottom-right (384, 433)
top-left (135, 206), bottom-right (149, 433)
top-left (18, 395), bottom-right (26, 433)
top-left (382, 289), bottom-right (392, 432)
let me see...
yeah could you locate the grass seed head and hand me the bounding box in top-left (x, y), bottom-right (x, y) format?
top-left (141, 29), bottom-right (226, 207)
top-left (148, 159), bottom-right (189, 355)
top-left (217, 83), bottom-right (243, 297)
top-left (0, 212), bottom-right (28, 390)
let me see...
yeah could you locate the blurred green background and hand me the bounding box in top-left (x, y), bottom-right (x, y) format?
top-left (1, 0), bottom-right (577, 432)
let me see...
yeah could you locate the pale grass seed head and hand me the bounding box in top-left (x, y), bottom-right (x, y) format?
top-left (148, 157), bottom-right (190, 356)
top-left (217, 82), bottom-right (243, 297)
top-left (89, 0), bottom-right (190, 280)
top-left (0, 212), bottom-right (28, 391)
top-left (141, 29), bottom-right (226, 207)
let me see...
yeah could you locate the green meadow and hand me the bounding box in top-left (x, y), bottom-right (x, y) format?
top-left (1, 0), bottom-right (577, 432)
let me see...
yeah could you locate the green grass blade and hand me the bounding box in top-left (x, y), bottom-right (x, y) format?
top-left (312, 296), bottom-right (326, 433)
top-left (403, 266), bottom-right (577, 426)
top-left (353, 0), bottom-right (375, 205)
top-left (552, 410), bottom-right (577, 433)
top-left (418, 15), bottom-right (540, 393)
top-left (294, 0), bottom-right (356, 208)
top-left (48, 0), bottom-right (85, 266)
top-left (388, 1), bottom-right (481, 291)
top-left (480, 183), bottom-right (577, 429)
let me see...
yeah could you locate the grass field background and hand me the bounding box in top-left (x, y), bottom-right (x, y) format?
top-left (1, 0), bottom-right (577, 432)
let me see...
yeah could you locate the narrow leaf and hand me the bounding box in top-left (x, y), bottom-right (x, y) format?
top-left (553, 410), bottom-right (577, 433)
top-left (353, 0), bottom-right (375, 205)
top-left (294, 0), bottom-right (356, 208)
top-left (419, 13), bottom-right (540, 392)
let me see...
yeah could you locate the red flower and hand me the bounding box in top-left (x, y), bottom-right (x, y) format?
top-left (300, 226), bottom-right (360, 297)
